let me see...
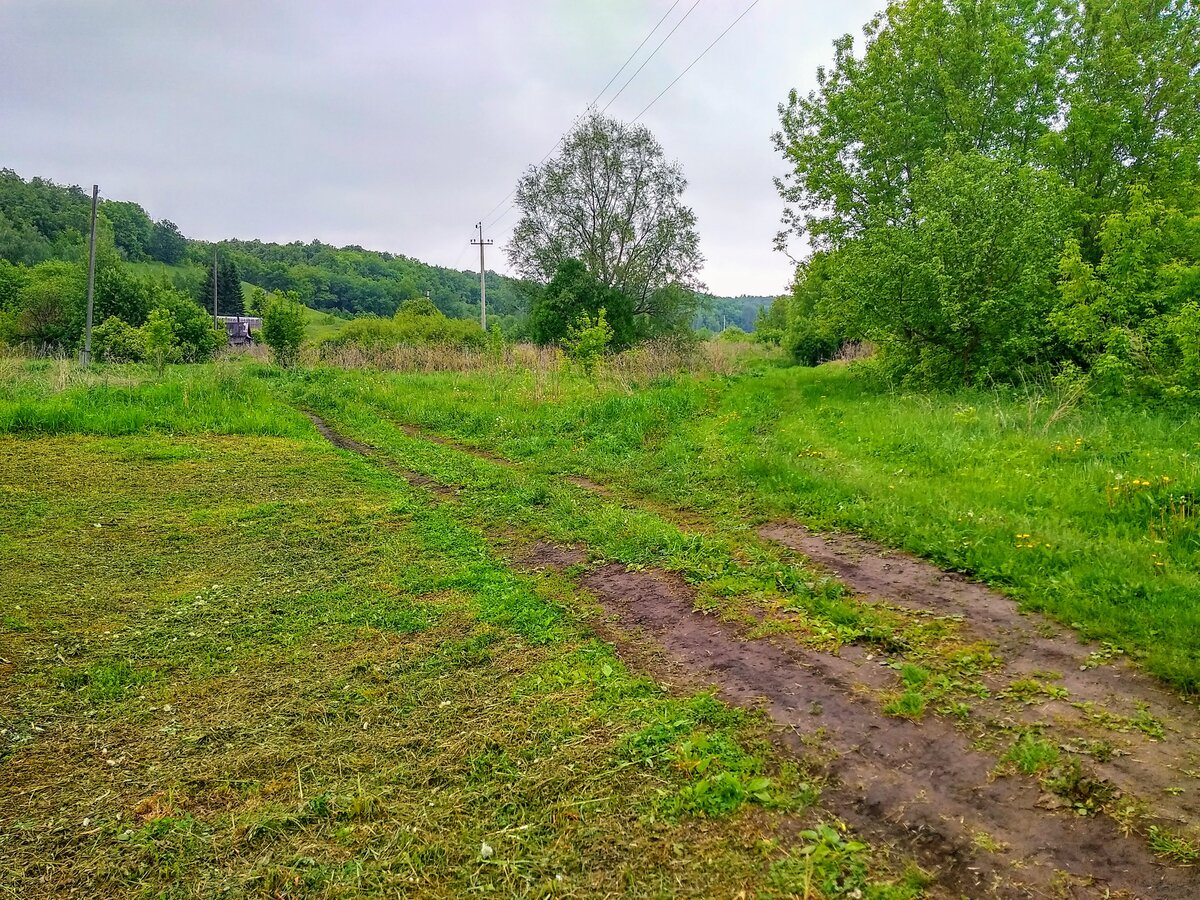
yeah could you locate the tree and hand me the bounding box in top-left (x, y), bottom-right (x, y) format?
top-left (774, 0), bottom-right (1067, 254)
top-left (148, 220), bottom-right (186, 264)
top-left (16, 260), bottom-right (85, 351)
top-left (774, 0), bottom-right (1200, 388)
top-left (141, 307), bottom-right (180, 374)
top-left (101, 200), bottom-right (154, 261)
top-left (198, 255), bottom-right (245, 317)
top-left (1046, 0), bottom-right (1200, 257)
top-left (261, 291), bottom-right (306, 367)
top-left (530, 258), bottom-right (634, 348)
top-left (508, 112), bottom-right (703, 329)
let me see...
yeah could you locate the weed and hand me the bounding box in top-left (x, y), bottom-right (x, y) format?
top-left (57, 659), bottom-right (156, 702)
top-left (1040, 760), bottom-right (1116, 816)
top-left (882, 690), bottom-right (927, 720)
top-left (767, 823), bottom-right (924, 899)
top-left (1000, 732), bottom-right (1060, 775)
top-left (1146, 826), bottom-right (1200, 864)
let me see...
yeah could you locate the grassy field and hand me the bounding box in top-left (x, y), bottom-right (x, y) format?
top-left (3, 354), bottom-right (1199, 897)
top-left (301, 307), bottom-right (350, 343)
top-left (290, 362), bottom-right (1200, 693)
top-left (0, 359), bottom-right (924, 898)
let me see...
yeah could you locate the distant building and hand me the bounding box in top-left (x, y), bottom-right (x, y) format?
top-left (216, 316), bottom-right (262, 347)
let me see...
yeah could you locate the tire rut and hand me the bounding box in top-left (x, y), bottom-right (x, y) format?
top-left (760, 523), bottom-right (1200, 832)
top-left (304, 412), bottom-right (1197, 897)
top-left (575, 563), bottom-right (1196, 899)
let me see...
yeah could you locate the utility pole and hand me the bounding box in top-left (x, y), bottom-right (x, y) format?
top-left (471, 222), bottom-right (493, 331)
top-left (212, 251), bottom-right (219, 327)
top-left (79, 184), bottom-right (99, 366)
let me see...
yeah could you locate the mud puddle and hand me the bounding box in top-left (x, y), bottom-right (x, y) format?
top-left (761, 523), bottom-right (1200, 830)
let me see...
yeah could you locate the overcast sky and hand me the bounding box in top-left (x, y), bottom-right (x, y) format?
top-left (1, 1), bottom-right (880, 297)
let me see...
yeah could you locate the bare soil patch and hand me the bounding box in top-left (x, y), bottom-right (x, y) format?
top-left (575, 561), bottom-right (1197, 899)
top-left (761, 523), bottom-right (1200, 832)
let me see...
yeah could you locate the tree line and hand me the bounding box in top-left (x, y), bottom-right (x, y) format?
top-left (0, 150), bottom-right (725, 360)
top-left (768, 0), bottom-right (1199, 395)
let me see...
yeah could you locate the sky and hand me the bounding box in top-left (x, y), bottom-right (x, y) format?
top-left (0, 0), bottom-right (881, 297)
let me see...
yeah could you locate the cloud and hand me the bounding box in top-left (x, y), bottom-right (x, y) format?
top-left (0, 0), bottom-right (880, 295)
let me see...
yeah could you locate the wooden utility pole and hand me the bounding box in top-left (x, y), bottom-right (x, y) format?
top-left (471, 222), bottom-right (493, 331)
top-left (79, 184), bottom-right (99, 366)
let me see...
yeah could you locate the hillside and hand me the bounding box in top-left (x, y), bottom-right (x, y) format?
top-left (1, 169), bottom-right (764, 336)
top-left (0, 168), bottom-right (530, 329)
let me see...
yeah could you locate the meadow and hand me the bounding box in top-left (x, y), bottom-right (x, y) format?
top-left (3, 353), bottom-right (1199, 898)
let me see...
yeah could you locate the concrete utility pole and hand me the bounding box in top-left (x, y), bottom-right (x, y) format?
top-left (212, 251), bottom-right (219, 327)
top-left (471, 222), bottom-right (493, 331)
top-left (79, 184), bottom-right (99, 366)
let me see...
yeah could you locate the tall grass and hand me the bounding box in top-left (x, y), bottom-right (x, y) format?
top-left (0, 356), bottom-right (308, 437)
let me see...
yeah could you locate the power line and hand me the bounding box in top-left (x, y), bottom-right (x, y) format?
top-left (601, 0), bottom-right (702, 115)
top-left (633, 0), bottom-right (762, 123)
top-left (588, 0), bottom-right (685, 111)
top-left (449, 240), bottom-right (472, 271)
top-left (480, 0), bottom-right (694, 229)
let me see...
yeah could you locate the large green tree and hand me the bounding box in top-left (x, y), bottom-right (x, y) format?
top-left (198, 255), bottom-right (245, 316)
top-left (509, 112), bottom-right (703, 334)
top-left (774, 0), bottom-right (1200, 388)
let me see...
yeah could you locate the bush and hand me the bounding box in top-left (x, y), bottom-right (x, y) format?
top-left (141, 308), bottom-right (180, 374)
top-left (261, 292), bottom-right (307, 367)
top-left (563, 308), bottom-right (613, 377)
top-left (1054, 186), bottom-right (1200, 396)
top-left (814, 153), bottom-right (1069, 385)
top-left (92, 316), bottom-right (144, 362)
top-left (149, 289), bottom-right (223, 362)
top-left (531, 259), bottom-right (635, 349)
top-left (322, 307), bottom-right (487, 355)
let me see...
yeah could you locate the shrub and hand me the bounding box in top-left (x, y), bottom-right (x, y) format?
top-left (92, 316), bottom-right (144, 362)
top-left (261, 291), bottom-right (307, 367)
top-left (531, 259), bottom-right (635, 349)
top-left (322, 308), bottom-right (487, 356)
top-left (563, 307), bottom-right (613, 377)
top-left (1054, 186), bottom-right (1200, 396)
top-left (148, 289), bottom-right (223, 362)
top-left (141, 308), bottom-right (180, 374)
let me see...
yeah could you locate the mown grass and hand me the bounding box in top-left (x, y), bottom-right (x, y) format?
top-left (0, 389), bottom-right (921, 896)
top-left (284, 362), bottom-right (1200, 693)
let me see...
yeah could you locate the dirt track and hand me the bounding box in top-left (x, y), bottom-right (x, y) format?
top-left (306, 412), bottom-right (1200, 899)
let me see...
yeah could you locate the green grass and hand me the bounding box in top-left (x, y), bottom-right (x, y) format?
top-left (301, 305), bottom-right (350, 343)
top-left (5, 352), bottom-right (1198, 893)
top-left (278, 361), bottom-right (1200, 692)
top-left (0, 382), bottom-right (917, 896)
top-left (1000, 733), bottom-right (1061, 775)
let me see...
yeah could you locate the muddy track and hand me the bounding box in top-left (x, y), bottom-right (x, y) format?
top-left (383, 416), bottom-right (1200, 835)
top-left (761, 524), bottom-right (1200, 831)
top-left (571, 562), bottom-right (1197, 899)
top-left (304, 413), bottom-right (1198, 897)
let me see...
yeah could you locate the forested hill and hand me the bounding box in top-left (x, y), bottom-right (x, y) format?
top-left (0, 169), bottom-right (528, 325)
top-left (693, 294), bottom-right (773, 332)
